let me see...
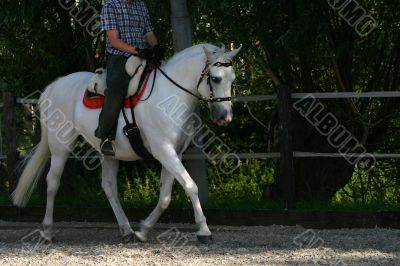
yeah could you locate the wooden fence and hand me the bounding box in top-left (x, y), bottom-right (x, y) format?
top-left (2, 89), bottom-right (400, 210)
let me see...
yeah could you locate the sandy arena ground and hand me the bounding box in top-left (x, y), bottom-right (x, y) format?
top-left (0, 221), bottom-right (399, 265)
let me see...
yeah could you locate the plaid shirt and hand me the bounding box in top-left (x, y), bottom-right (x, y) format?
top-left (101, 0), bottom-right (153, 57)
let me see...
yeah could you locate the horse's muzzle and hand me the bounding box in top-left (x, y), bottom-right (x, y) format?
top-left (211, 104), bottom-right (233, 126)
top-left (214, 116), bottom-right (232, 126)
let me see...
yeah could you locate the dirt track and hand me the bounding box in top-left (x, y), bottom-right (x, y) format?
top-left (0, 221), bottom-right (399, 265)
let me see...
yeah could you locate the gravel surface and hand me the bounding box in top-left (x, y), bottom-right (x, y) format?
top-left (0, 221), bottom-right (399, 265)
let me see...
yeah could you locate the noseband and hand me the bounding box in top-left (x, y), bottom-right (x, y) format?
top-left (157, 60), bottom-right (233, 104)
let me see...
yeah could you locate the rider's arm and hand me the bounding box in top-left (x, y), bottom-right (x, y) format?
top-left (106, 30), bottom-right (137, 55)
top-left (101, 2), bottom-right (137, 55)
top-left (145, 31), bottom-right (158, 48)
top-left (141, 0), bottom-right (158, 48)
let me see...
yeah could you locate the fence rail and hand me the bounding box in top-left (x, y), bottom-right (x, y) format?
top-left (0, 90), bottom-right (399, 107)
top-left (234, 91), bottom-right (400, 102)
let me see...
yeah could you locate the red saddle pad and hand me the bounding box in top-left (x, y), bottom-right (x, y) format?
top-left (83, 69), bottom-right (153, 109)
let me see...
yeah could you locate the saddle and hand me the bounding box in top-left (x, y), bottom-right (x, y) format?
top-left (87, 56), bottom-right (146, 97)
top-left (83, 56), bottom-right (151, 109)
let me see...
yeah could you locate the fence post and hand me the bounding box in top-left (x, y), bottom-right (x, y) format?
top-left (277, 85), bottom-right (296, 210)
top-left (2, 91), bottom-right (17, 192)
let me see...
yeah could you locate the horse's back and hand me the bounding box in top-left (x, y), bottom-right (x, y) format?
top-left (50, 72), bottom-right (92, 99)
top-left (45, 71), bottom-right (92, 116)
top-left (47, 71), bottom-right (91, 99)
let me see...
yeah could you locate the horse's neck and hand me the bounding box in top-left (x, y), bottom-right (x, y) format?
top-left (161, 52), bottom-right (205, 110)
top-left (167, 50), bottom-right (205, 88)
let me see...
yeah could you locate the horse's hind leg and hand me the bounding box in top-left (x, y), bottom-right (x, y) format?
top-left (135, 167), bottom-right (174, 242)
top-left (101, 158), bottom-right (135, 242)
top-left (40, 122), bottom-right (77, 242)
top-left (40, 149), bottom-right (70, 241)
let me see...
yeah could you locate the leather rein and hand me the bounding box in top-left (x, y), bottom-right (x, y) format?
top-left (156, 60), bottom-right (233, 105)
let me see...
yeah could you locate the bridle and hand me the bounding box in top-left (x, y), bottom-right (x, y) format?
top-left (157, 60), bottom-right (233, 104)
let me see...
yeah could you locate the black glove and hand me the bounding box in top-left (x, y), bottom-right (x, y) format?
top-left (152, 45), bottom-right (165, 62)
top-left (136, 48), bottom-right (153, 60)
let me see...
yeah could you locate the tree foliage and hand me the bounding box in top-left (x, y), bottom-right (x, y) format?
top-left (0, 0), bottom-right (399, 206)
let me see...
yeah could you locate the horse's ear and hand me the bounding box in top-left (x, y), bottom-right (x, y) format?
top-left (203, 46), bottom-right (216, 62)
top-left (226, 46), bottom-right (242, 59)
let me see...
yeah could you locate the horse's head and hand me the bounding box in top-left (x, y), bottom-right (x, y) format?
top-left (198, 45), bottom-right (241, 126)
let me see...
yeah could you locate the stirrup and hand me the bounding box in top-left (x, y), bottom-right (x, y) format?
top-left (100, 138), bottom-right (115, 156)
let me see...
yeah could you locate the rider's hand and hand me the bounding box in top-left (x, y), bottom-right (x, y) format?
top-left (153, 45), bottom-right (164, 62)
top-left (129, 46), bottom-right (138, 55)
top-left (136, 48), bottom-right (153, 60)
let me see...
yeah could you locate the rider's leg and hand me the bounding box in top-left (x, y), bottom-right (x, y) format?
top-left (95, 55), bottom-right (131, 154)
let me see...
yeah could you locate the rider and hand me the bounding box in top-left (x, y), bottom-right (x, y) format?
top-left (95, 0), bottom-right (162, 156)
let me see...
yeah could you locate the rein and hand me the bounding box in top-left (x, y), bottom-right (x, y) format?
top-left (157, 61), bottom-right (233, 104)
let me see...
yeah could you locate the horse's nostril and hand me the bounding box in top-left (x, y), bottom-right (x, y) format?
top-left (217, 109), bottom-right (228, 121)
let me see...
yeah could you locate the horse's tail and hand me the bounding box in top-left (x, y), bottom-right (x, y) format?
top-left (12, 87), bottom-right (52, 207)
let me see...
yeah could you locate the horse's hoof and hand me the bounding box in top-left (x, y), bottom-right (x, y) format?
top-left (122, 233), bottom-right (136, 243)
top-left (134, 231), bottom-right (147, 242)
top-left (39, 236), bottom-right (53, 245)
top-left (39, 231), bottom-right (53, 244)
top-left (197, 235), bottom-right (213, 244)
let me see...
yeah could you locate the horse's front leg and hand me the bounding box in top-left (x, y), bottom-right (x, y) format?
top-left (153, 146), bottom-right (212, 243)
top-left (135, 167), bottom-right (174, 242)
top-left (101, 158), bottom-right (135, 242)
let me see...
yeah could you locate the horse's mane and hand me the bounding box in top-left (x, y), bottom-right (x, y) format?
top-left (164, 43), bottom-right (225, 68)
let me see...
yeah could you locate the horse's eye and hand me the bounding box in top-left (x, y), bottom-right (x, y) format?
top-left (211, 76), bottom-right (222, 84)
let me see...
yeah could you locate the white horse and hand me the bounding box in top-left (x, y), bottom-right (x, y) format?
top-left (12, 44), bottom-right (241, 243)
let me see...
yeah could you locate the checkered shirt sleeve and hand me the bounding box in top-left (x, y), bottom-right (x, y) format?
top-left (140, 1), bottom-right (153, 34)
top-left (101, 2), bottom-right (118, 31)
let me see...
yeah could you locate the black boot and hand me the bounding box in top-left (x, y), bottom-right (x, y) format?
top-left (100, 139), bottom-right (115, 156)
